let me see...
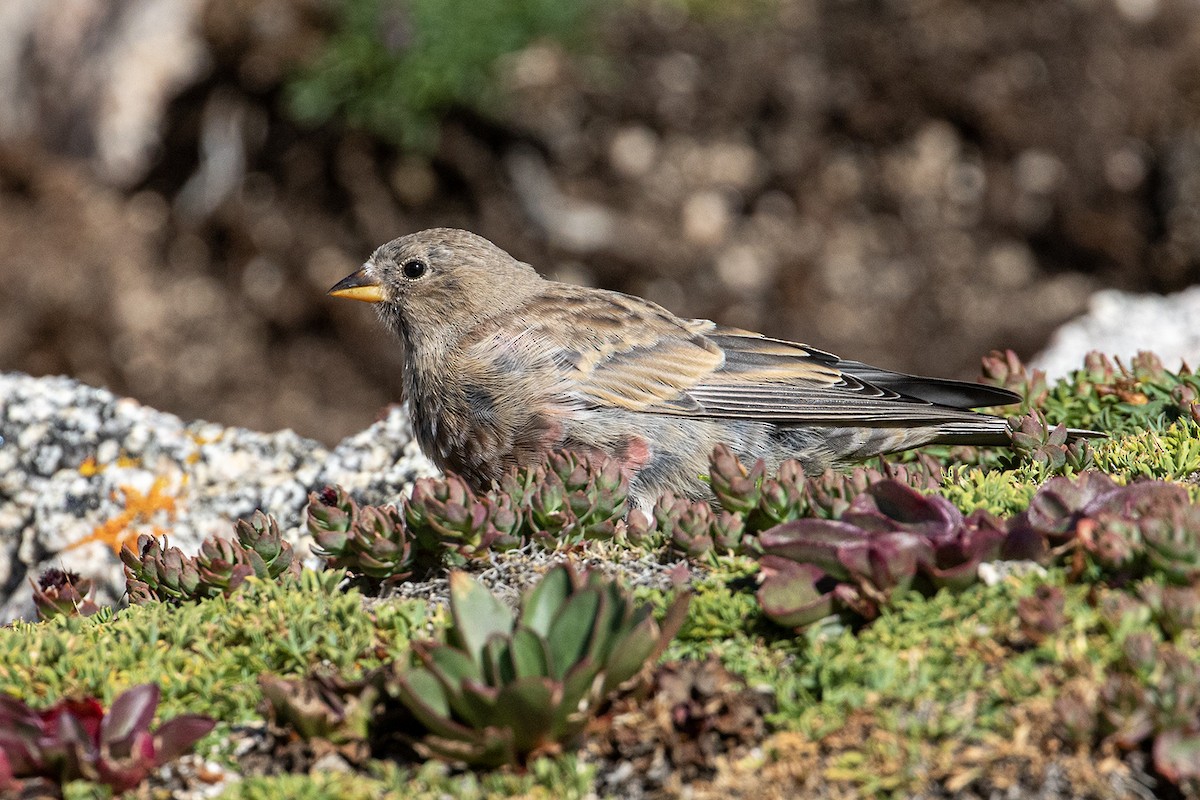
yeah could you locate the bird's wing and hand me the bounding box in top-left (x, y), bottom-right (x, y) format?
top-left (501, 289), bottom-right (1014, 424)
top-left (496, 288), bottom-right (725, 413)
top-left (686, 326), bottom-right (1017, 423)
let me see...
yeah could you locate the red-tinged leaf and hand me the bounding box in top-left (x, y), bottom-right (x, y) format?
top-left (651, 592), bottom-right (691, 663)
top-left (101, 685), bottom-right (159, 753)
top-left (417, 647), bottom-right (488, 729)
top-left (758, 519), bottom-right (868, 580)
top-left (1025, 473), bottom-right (1120, 537)
top-left (837, 532), bottom-right (923, 595)
top-left (868, 480), bottom-right (950, 524)
top-left (152, 715), bottom-right (215, 762)
top-left (0, 695), bottom-right (42, 737)
top-left (458, 680), bottom-right (502, 728)
top-left (557, 658), bottom-right (602, 733)
top-left (420, 727), bottom-right (514, 768)
top-left (1155, 728), bottom-right (1200, 785)
top-left (56, 711), bottom-right (98, 783)
top-left (602, 617), bottom-right (658, 692)
top-left (509, 627), bottom-right (551, 679)
top-left (95, 733), bottom-right (155, 794)
top-left (492, 677), bottom-right (557, 757)
top-left (42, 697), bottom-right (105, 748)
top-left (757, 555), bottom-right (835, 629)
top-left (547, 589), bottom-right (601, 680)
top-left (520, 565), bottom-right (572, 637)
top-left (0, 732), bottom-right (39, 776)
top-left (0, 749), bottom-right (14, 791)
top-left (920, 514), bottom-right (1006, 589)
top-left (394, 668), bottom-right (479, 742)
top-left (422, 643), bottom-right (484, 686)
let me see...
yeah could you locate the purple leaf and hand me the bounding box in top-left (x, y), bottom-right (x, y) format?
top-left (837, 531), bottom-right (925, 597)
top-left (0, 732), bottom-right (38, 776)
top-left (1000, 512), bottom-right (1049, 562)
top-left (101, 684), bottom-right (159, 753)
top-left (756, 556), bottom-right (835, 629)
top-left (1025, 473), bottom-right (1120, 539)
top-left (1100, 480), bottom-right (1189, 519)
top-left (152, 715), bottom-right (215, 762)
top-left (0, 749), bottom-right (14, 793)
top-left (759, 518), bottom-right (871, 580)
top-left (844, 480), bottom-right (962, 537)
top-left (920, 511), bottom-right (1007, 590)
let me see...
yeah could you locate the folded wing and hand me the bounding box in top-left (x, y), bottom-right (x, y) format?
top-left (523, 288), bottom-right (1020, 426)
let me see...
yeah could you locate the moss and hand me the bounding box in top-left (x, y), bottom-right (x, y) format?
top-left (217, 755), bottom-right (593, 800)
top-left (1089, 420), bottom-right (1200, 481)
top-left (216, 772), bottom-right (394, 800)
top-left (657, 568), bottom-right (1137, 797)
top-left (0, 570), bottom-right (423, 722)
top-left (938, 466), bottom-right (1038, 517)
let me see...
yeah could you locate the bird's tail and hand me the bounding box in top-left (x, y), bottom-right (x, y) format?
top-left (930, 419), bottom-right (1106, 448)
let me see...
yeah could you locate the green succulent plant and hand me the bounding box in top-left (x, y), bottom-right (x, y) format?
top-left (629, 492), bottom-right (748, 559)
top-left (30, 568), bottom-right (100, 621)
top-left (537, 451), bottom-right (630, 540)
top-left (309, 485), bottom-right (418, 581)
top-left (310, 450), bottom-right (634, 583)
top-left (708, 444), bottom-right (944, 532)
top-left (406, 474), bottom-right (523, 558)
top-left (392, 564), bottom-right (690, 766)
top-left (991, 348), bottom-right (1200, 435)
top-left (122, 510), bottom-right (300, 604)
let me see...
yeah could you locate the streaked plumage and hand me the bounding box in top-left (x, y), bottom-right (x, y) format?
top-left (330, 228), bottom-right (1055, 508)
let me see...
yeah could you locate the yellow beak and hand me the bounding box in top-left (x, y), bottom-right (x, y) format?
top-left (328, 268), bottom-right (385, 303)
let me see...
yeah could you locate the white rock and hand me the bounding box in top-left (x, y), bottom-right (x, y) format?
top-left (0, 372), bottom-right (437, 621)
top-left (1033, 286), bottom-right (1200, 379)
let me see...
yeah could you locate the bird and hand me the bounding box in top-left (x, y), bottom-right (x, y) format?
top-left (329, 228), bottom-right (1094, 509)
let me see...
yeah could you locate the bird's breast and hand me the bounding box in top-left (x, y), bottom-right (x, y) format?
top-left (405, 361), bottom-right (569, 489)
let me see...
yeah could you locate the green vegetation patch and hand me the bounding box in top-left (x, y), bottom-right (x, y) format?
top-left (288, 0), bottom-right (601, 150)
top-left (0, 571), bottom-right (423, 723)
top-left (218, 756), bottom-right (592, 800)
top-left (6, 351), bottom-right (1200, 797)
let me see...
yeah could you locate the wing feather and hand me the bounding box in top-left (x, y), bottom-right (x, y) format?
top-left (492, 287), bottom-right (1014, 425)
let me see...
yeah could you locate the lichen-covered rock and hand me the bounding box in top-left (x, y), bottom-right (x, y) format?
top-left (0, 372), bottom-right (437, 621)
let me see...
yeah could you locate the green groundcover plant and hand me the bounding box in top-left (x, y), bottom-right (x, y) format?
top-left (5, 349), bottom-right (1200, 796)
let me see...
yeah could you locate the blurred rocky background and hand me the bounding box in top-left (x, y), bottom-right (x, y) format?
top-left (1, 0), bottom-right (1199, 444)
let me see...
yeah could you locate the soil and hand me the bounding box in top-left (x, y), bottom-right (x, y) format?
top-left (2, 0), bottom-right (1199, 444)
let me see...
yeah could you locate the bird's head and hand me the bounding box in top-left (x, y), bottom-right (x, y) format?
top-left (329, 228), bottom-right (543, 348)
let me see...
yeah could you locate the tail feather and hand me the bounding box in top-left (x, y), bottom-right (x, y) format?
top-left (930, 419), bottom-right (1105, 448)
top-left (836, 361), bottom-right (1022, 409)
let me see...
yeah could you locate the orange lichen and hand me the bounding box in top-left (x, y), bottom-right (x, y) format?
top-left (185, 431), bottom-right (214, 465)
top-left (66, 478), bottom-right (179, 555)
top-left (77, 453), bottom-right (143, 477)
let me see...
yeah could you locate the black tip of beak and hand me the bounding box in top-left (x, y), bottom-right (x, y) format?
top-left (328, 268), bottom-right (384, 303)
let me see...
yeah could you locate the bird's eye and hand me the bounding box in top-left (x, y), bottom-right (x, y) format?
top-left (401, 259), bottom-right (427, 279)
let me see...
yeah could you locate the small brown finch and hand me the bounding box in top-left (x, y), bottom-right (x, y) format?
top-left (330, 229), bottom-right (1082, 508)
